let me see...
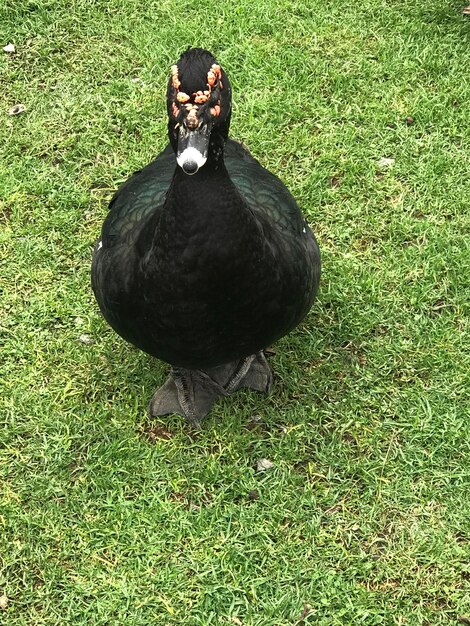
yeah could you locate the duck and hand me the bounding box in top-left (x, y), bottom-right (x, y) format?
top-left (92, 48), bottom-right (321, 427)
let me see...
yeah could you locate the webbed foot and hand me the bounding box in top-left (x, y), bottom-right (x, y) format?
top-left (148, 351), bottom-right (273, 426)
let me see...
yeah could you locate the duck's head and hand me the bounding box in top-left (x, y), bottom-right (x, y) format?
top-left (167, 48), bottom-right (232, 175)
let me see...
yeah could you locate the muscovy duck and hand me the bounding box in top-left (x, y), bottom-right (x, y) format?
top-left (92, 48), bottom-right (321, 427)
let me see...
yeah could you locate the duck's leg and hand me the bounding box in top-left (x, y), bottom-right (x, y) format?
top-left (148, 351), bottom-right (273, 426)
top-left (207, 351), bottom-right (273, 395)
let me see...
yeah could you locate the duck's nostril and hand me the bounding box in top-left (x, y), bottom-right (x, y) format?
top-left (182, 159), bottom-right (199, 175)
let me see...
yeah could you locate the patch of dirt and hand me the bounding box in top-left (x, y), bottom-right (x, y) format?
top-left (141, 423), bottom-right (173, 442)
top-left (0, 206), bottom-right (12, 223)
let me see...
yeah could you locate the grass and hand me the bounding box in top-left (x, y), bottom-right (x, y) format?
top-left (1, 0), bottom-right (470, 624)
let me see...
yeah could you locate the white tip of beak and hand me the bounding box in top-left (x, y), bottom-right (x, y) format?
top-left (176, 147), bottom-right (207, 175)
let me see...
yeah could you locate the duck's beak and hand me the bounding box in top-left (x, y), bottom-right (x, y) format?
top-left (176, 123), bottom-right (211, 175)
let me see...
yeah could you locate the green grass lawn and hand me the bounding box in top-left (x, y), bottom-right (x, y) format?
top-left (1, 0), bottom-right (470, 624)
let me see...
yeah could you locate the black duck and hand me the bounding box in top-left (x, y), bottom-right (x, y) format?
top-left (92, 48), bottom-right (321, 426)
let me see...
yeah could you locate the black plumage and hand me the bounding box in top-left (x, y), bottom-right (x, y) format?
top-left (92, 48), bottom-right (321, 425)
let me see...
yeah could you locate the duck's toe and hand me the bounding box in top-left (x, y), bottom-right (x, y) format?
top-left (206, 351), bottom-right (273, 394)
top-left (147, 375), bottom-right (186, 421)
top-left (237, 351), bottom-right (273, 394)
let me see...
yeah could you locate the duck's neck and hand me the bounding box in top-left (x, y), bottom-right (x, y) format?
top-left (153, 157), bottom-right (257, 256)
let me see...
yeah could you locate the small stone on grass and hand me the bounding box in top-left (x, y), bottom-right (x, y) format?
top-left (8, 104), bottom-right (26, 116)
top-left (79, 333), bottom-right (94, 345)
top-left (377, 157), bottom-right (395, 168)
top-left (257, 458), bottom-right (275, 472)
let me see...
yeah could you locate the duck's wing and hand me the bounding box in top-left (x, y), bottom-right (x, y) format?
top-left (224, 139), bottom-right (309, 237)
top-left (100, 144), bottom-right (176, 247)
top-left (224, 138), bottom-right (321, 316)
